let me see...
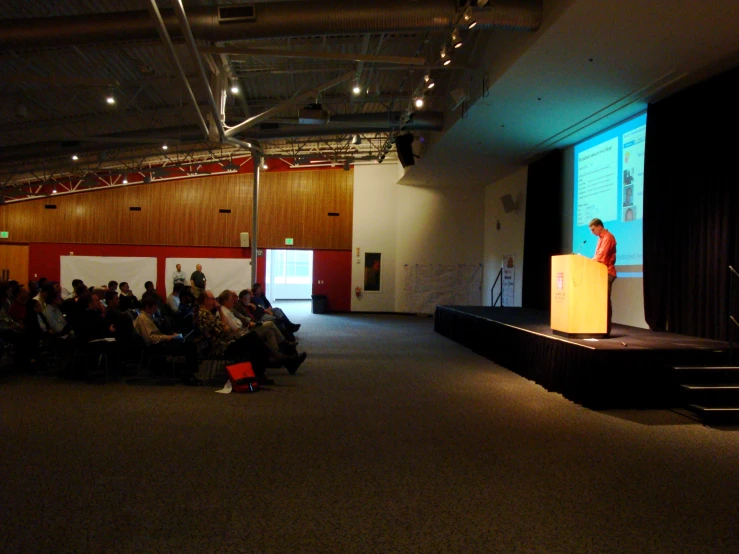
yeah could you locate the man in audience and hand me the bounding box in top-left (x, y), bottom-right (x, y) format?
top-left (134, 297), bottom-right (202, 386)
top-left (73, 292), bottom-right (120, 378)
top-left (251, 283), bottom-right (300, 333)
top-left (167, 283), bottom-right (184, 312)
top-left (172, 264), bottom-right (187, 288)
top-left (104, 290), bottom-right (134, 348)
top-left (44, 292), bottom-right (72, 336)
top-left (190, 264), bottom-right (206, 298)
top-left (238, 288), bottom-right (296, 341)
top-left (9, 287), bottom-right (28, 323)
top-left (108, 281), bottom-right (118, 293)
top-left (61, 284), bottom-right (88, 327)
top-left (119, 282), bottom-right (140, 311)
top-left (35, 283), bottom-right (55, 312)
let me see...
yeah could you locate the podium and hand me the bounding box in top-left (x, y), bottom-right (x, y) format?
top-left (551, 254), bottom-right (607, 337)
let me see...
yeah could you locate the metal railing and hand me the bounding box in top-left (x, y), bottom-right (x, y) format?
top-left (491, 268), bottom-right (503, 307)
top-left (730, 266), bottom-right (739, 363)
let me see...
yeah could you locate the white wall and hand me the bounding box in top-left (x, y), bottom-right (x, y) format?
top-left (394, 176), bottom-right (485, 312)
top-left (483, 167), bottom-right (528, 307)
top-left (351, 163), bottom-right (400, 312)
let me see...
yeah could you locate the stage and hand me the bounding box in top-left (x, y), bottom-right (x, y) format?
top-left (435, 306), bottom-right (729, 409)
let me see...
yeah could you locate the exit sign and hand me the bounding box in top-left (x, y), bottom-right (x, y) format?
top-left (285, 238), bottom-right (294, 246)
top-left (0, 231), bottom-right (8, 239)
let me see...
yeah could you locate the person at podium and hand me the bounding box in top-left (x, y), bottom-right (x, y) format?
top-left (589, 218), bottom-right (617, 336)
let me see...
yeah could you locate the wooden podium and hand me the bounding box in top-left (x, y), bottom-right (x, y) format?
top-left (551, 254), bottom-right (607, 337)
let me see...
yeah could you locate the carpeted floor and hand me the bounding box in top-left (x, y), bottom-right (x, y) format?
top-left (2, 301), bottom-right (739, 553)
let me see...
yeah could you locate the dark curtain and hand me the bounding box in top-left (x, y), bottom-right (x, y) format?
top-left (522, 149), bottom-right (563, 311)
top-left (643, 66), bottom-right (739, 340)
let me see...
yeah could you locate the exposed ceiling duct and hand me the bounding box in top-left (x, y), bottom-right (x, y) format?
top-left (0, 0), bottom-right (543, 49)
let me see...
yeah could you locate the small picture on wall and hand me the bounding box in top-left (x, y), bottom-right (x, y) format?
top-left (364, 253), bottom-right (382, 292)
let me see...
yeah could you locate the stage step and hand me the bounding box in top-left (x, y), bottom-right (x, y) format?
top-left (673, 366), bottom-right (739, 423)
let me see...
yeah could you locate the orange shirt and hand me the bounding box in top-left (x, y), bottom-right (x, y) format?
top-left (593, 229), bottom-right (617, 277)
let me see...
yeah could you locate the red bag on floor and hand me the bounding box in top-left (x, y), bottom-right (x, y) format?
top-left (226, 362), bottom-right (259, 393)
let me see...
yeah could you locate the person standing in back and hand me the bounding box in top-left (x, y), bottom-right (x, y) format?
top-left (190, 264), bottom-right (206, 298)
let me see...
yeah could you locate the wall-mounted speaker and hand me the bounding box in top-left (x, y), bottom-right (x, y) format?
top-left (239, 232), bottom-right (250, 247)
top-left (396, 133), bottom-right (415, 167)
top-left (501, 194), bottom-right (517, 213)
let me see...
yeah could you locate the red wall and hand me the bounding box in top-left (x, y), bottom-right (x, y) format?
top-left (28, 243), bottom-right (350, 311)
top-left (312, 250), bottom-right (352, 312)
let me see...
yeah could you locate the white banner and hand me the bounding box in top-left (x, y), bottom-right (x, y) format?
top-left (60, 256), bottom-right (157, 297)
top-left (164, 258), bottom-right (252, 296)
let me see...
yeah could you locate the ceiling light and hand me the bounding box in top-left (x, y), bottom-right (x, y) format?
top-left (426, 79), bottom-right (435, 90)
top-left (162, 144), bottom-right (168, 150)
top-left (443, 58), bottom-right (452, 66)
top-left (106, 95), bottom-right (115, 104)
top-left (451, 29), bottom-right (463, 49)
top-left (463, 7), bottom-right (477, 29)
top-left (230, 86), bottom-right (239, 94)
top-left (122, 178), bottom-right (128, 184)
top-left (351, 78), bottom-right (361, 95)
top-left (72, 155), bottom-right (79, 161)
top-left (52, 189), bottom-right (57, 194)
top-left (262, 161), bottom-right (268, 170)
top-left (440, 44), bottom-right (449, 59)
top-left (477, 0), bottom-right (490, 6)
top-left (414, 96), bottom-right (425, 109)
top-left (351, 134), bottom-right (361, 145)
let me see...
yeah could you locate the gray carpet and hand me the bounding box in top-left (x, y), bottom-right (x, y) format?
top-left (2, 301), bottom-right (739, 553)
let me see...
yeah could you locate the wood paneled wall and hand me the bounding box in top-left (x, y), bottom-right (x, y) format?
top-left (0, 169), bottom-right (353, 249)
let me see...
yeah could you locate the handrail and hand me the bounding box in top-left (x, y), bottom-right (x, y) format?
top-left (491, 268), bottom-right (503, 307)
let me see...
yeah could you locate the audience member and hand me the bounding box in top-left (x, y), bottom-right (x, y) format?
top-left (251, 283), bottom-right (300, 333)
top-left (9, 288), bottom-right (29, 323)
top-left (104, 290), bottom-right (134, 347)
top-left (232, 289), bottom-right (298, 354)
top-left (167, 283), bottom-right (184, 312)
top-left (237, 288), bottom-right (296, 341)
top-left (119, 282), bottom-right (140, 311)
top-left (190, 264), bottom-right (206, 298)
top-left (43, 293), bottom-right (72, 335)
top-left (134, 297), bottom-right (202, 386)
top-left (108, 281), bottom-right (118, 293)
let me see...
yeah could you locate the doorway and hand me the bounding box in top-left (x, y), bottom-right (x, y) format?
top-left (265, 249), bottom-right (313, 303)
top-left (0, 244), bottom-right (29, 285)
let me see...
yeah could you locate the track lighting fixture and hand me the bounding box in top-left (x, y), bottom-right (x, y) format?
top-left (162, 144), bottom-right (168, 150)
top-left (463, 6), bottom-right (477, 29)
top-left (443, 58), bottom-right (452, 66)
top-left (106, 95), bottom-right (115, 104)
top-left (72, 155), bottom-right (79, 161)
top-left (122, 178), bottom-right (128, 184)
top-left (414, 96), bottom-right (425, 109)
top-left (451, 29), bottom-right (463, 49)
top-left (230, 85), bottom-right (239, 94)
top-left (440, 44), bottom-right (449, 60)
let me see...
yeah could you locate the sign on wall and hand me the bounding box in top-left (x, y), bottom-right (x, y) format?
top-left (502, 255), bottom-right (515, 307)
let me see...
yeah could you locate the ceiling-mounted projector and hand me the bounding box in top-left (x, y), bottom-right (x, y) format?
top-left (299, 103), bottom-right (330, 124)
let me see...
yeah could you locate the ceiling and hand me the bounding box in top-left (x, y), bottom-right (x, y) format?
top-left (399, 0), bottom-right (739, 187)
top-left (0, 0), bottom-right (542, 199)
top-left (0, 0), bottom-right (737, 201)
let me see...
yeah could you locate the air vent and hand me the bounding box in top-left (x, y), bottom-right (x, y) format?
top-left (218, 5), bottom-right (256, 23)
top-left (219, 209), bottom-right (232, 214)
top-left (129, 207), bottom-right (141, 212)
top-left (44, 204), bottom-right (57, 209)
top-left (328, 212), bottom-right (340, 217)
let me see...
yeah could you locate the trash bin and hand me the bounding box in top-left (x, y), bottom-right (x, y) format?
top-left (311, 294), bottom-right (328, 314)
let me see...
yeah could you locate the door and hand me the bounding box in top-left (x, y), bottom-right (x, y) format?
top-left (0, 245), bottom-right (29, 285)
top-left (265, 249), bottom-right (313, 302)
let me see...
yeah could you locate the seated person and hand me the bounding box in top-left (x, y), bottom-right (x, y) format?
top-left (23, 299), bottom-right (52, 367)
top-left (133, 297), bottom-right (201, 386)
top-left (104, 290), bottom-right (134, 348)
top-left (195, 291), bottom-right (306, 382)
top-left (43, 292), bottom-right (72, 336)
top-left (74, 293), bottom-right (115, 343)
top-left (61, 284), bottom-right (87, 328)
top-left (237, 288), bottom-right (296, 342)
top-left (9, 287), bottom-right (28, 323)
top-left (108, 281), bottom-right (118, 293)
top-left (118, 282), bottom-right (140, 311)
top-left (218, 290), bottom-right (298, 356)
top-left (167, 283), bottom-right (184, 313)
top-left (251, 283), bottom-right (300, 333)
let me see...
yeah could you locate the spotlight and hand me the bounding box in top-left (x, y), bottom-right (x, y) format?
top-left (443, 58), bottom-right (452, 66)
top-left (162, 144), bottom-right (168, 150)
top-left (477, 0), bottom-right (489, 6)
top-left (351, 134), bottom-right (361, 145)
top-left (463, 7), bottom-right (477, 29)
top-left (72, 155), bottom-right (79, 161)
top-left (351, 78), bottom-right (361, 95)
top-left (106, 95), bottom-right (115, 104)
top-left (230, 85), bottom-right (239, 94)
top-left (122, 178), bottom-right (128, 184)
top-left (451, 29), bottom-right (463, 49)
top-left (414, 96), bottom-right (425, 109)
top-left (52, 189), bottom-right (57, 194)
top-left (262, 161), bottom-right (268, 170)
top-left (378, 153), bottom-right (386, 163)
top-left (424, 74), bottom-right (436, 90)
top-left (440, 44), bottom-right (449, 60)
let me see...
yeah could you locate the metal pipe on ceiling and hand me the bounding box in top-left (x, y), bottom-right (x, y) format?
top-left (0, 1), bottom-right (543, 50)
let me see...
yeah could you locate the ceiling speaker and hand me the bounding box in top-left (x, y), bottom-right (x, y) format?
top-left (501, 194), bottom-right (517, 213)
